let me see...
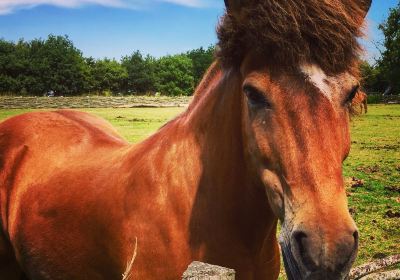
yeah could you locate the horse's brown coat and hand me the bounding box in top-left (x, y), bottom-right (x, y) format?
top-left (0, 64), bottom-right (282, 279)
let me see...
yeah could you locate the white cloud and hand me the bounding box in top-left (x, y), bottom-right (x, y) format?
top-left (0, 0), bottom-right (209, 14)
top-left (160, 0), bottom-right (203, 8)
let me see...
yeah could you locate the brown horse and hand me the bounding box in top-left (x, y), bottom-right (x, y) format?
top-left (352, 90), bottom-right (368, 114)
top-left (0, 1), bottom-right (371, 279)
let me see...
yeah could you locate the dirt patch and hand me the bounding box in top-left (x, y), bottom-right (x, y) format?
top-left (372, 252), bottom-right (388, 259)
top-left (127, 118), bottom-right (165, 123)
top-left (364, 144), bottom-right (400, 151)
top-left (384, 210), bottom-right (400, 218)
top-left (356, 165), bottom-right (380, 174)
top-left (346, 177), bottom-right (365, 189)
top-left (384, 185), bottom-right (400, 193)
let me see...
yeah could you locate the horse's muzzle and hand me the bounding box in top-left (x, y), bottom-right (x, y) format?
top-left (279, 227), bottom-right (359, 280)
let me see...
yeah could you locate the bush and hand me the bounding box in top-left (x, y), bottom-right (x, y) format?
top-left (367, 94), bottom-right (383, 104)
top-left (155, 55), bottom-right (194, 96)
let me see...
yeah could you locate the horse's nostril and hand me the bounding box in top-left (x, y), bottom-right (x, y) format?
top-left (353, 230), bottom-right (359, 249)
top-left (353, 230), bottom-right (359, 243)
top-left (293, 230), bottom-right (307, 255)
top-left (292, 230), bottom-right (319, 272)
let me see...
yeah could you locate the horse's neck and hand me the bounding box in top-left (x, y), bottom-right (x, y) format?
top-left (188, 64), bottom-right (247, 185)
top-left (181, 63), bottom-right (277, 257)
top-left (126, 62), bottom-right (277, 258)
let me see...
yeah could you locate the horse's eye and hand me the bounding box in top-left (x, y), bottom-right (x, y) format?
top-left (344, 85), bottom-right (360, 104)
top-left (243, 85), bottom-right (271, 108)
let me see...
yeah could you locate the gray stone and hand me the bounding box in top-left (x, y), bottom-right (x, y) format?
top-left (182, 261), bottom-right (235, 280)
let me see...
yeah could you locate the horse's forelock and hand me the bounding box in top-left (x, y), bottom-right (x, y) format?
top-left (216, 0), bottom-right (369, 75)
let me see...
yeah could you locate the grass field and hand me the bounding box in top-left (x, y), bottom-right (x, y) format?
top-left (344, 105), bottom-right (399, 265)
top-left (0, 104), bottom-right (398, 272)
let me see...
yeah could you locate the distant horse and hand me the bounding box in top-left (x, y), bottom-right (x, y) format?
top-left (352, 90), bottom-right (368, 114)
top-left (0, 0), bottom-right (371, 279)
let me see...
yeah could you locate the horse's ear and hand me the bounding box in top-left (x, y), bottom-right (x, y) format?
top-left (360, 0), bottom-right (372, 18)
top-left (224, 0), bottom-right (242, 18)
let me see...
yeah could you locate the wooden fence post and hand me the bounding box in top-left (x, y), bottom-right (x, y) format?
top-left (182, 261), bottom-right (235, 280)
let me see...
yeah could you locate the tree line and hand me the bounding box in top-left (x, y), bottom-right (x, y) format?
top-left (0, 35), bottom-right (214, 96)
top-left (0, 2), bottom-right (398, 97)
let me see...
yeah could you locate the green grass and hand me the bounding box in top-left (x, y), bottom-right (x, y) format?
top-left (84, 108), bottom-right (185, 143)
top-left (0, 104), bottom-right (399, 272)
top-left (344, 104), bottom-right (400, 266)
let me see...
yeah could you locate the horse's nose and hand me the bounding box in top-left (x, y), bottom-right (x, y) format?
top-left (291, 228), bottom-right (359, 275)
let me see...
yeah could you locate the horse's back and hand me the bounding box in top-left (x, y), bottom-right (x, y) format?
top-left (0, 109), bottom-right (127, 148)
top-left (0, 109), bottom-right (129, 190)
top-left (0, 109), bottom-right (128, 188)
top-left (0, 110), bottom-right (129, 279)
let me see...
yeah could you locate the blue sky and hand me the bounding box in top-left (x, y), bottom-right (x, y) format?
top-left (0, 0), bottom-right (398, 61)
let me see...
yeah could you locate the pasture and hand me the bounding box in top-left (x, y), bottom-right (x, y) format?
top-left (0, 104), bottom-right (398, 273)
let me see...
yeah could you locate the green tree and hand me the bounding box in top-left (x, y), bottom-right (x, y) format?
top-left (121, 51), bottom-right (156, 94)
top-left (155, 54), bottom-right (194, 96)
top-left (42, 35), bottom-right (89, 95)
top-left (0, 39), bottom-right (31, 95)
top-left (187, 46), bottom-right (214, 87)
top-left (15, 35), bottom-right (88, 95)
top-left (90, 58), bottom-right (128, 95)
top-left (13, 40), bottom-right (32, 95)
top-left (0, 39), bottom-right (17, 94)
top-left (360, 61), bottom-right (385, 92)
top-left (378, 2), bottom-right (400, 94)
top-left (82, 56), bottom-right (96, 94)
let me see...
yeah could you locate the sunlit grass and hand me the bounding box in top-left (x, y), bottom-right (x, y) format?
top-left (344, 104), bottom-right (400, 266)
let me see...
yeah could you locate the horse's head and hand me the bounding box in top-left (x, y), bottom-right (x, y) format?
top-left (239, 57), bottom-right (360, 280)
top-left (219, 1), bottom-right (371, 279)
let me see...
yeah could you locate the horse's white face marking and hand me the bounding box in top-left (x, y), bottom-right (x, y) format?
top-left (300, 64), bottom-right (333, 101)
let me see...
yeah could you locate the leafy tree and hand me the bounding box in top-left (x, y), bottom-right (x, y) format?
top-left (90, 58), bottom-right (128, 94)
top-left (360, 61), bottom-right (385, 93)
top-left (0, 74), bottom-right (17, 94)
top-left (0, 39), bottom-right (31, 94)
top-left (121, 51), bottom-right (156, 94)
top-left (0, 39), bottom-right (17, 94)
top-left (40, 35), bottom-right (89, 95)
top-left (0, 35), bottom-right (89, 96)
top-left (155, 54), bottom-right (194, 96)
top-left (378, 2), bottom-right (400, 94)
top-left (82, 56), bottom-right (96, 94)
top-left (187, 46), bottom-right (214, 87)
top-left (13, 40), bottom-right (32, 94)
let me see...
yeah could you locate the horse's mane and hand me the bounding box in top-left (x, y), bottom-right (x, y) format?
top-left (216, 0), bottom-right (368, 74)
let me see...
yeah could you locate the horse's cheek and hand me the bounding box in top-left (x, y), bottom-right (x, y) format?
top-left (262, 170), bottom-right (284, 219)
